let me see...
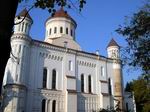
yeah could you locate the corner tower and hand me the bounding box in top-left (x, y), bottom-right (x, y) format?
top-left (107, 38), bottom-right (124, 111)
top-left (2, 9), bottom-right (33, 112)
top-left (44, 8), bottom-right (81, 50)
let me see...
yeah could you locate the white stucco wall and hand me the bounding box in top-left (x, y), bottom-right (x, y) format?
top-left (3, 34), bottom-right (121, 112)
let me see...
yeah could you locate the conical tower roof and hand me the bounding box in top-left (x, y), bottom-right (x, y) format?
top-left (17, 8), bottom-right (33, 21)
top-left (107, 38), bottom-right (120, 48)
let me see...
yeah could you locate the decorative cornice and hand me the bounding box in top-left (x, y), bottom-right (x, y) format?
top-left (39, 52), bottom-right (63, 61)
top-left (11, 37), bottom-right (114, 63)
top-left (32, 40), bottom-right (112, 62)
top-left (11, 34), bottom-right (32, 43)
top-left (77, 60), bottom-right (96, 68)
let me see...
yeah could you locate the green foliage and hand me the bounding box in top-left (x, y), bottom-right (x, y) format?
top-left (116, 1), bottom-right (150, 74)
top-left (126, 76), bottom-right (150, 112)
top-left (19, 0), bottom-right (86, 15)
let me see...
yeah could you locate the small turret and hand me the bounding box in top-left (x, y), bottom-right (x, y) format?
top-left (14, 8), bottom-right (33, 36)
top-left (107, 38), bottom-right (120, 59)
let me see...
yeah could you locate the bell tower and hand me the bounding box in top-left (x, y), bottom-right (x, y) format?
top-left (107, 38), bottom-right (124, 111)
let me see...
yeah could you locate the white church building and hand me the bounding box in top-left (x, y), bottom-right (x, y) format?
top-left (2, 8), bottom-right (124, 112)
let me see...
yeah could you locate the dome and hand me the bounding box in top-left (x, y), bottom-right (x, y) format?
top-left (46, 8), bottom-right (76, 26)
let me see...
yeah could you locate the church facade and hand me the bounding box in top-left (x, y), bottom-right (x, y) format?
top-left (2, 8), bottom-right (124, 112)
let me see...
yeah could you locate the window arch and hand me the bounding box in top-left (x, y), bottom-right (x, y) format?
top-left (43, 68), bottom-right (47, 88)
top-left (42, 99), bottom-right (46, 112)
top-left (54, 27), bottom-right (57, 33)
top-left (66, 28), bottom-right (68, 34)
top-left (81, 74), bottom-right (84, 92)
top-left (52, 100), bottom-right (56, 112)
top-left (60, 27), bottom-right (63, 33)
top-left (52, 69), bottom-right (56, 89)
top-left (88, 75), bottom-right (92, 93)
top-left (69, 60), bottom-right (73, 71)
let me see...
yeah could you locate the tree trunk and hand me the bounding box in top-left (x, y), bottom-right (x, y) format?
top-left (0, 0), bottom-right (19, 94)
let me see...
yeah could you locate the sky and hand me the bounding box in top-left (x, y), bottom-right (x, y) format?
top-left (17, 0), bottom-right (145, 86)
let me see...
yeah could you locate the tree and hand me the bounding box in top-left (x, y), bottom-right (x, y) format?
top-left (0, 0), bottom-right (86, 95)
top-left (125, 76), bottom-right (150, 112)
top-left (116, 0), bottom-right (150, 74)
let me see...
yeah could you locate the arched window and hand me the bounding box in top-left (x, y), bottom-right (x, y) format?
top-left (21, 22), bottom-right (24, 31)
top-left (108, 78), bottom-right (112, 95)
top-left (54, 27), bottom-right (57, 34)
top-left (88, 75), bottom-right (92, 93)
top-left (69, 60), bottom-right (73, 71)
top-left (71, 29), bottom-right (73, 36)
top-left (52, 100), bottom-right (56, 112)
top-left (66, 28), bottom-right (68, 34)
top-left (81, 74), bottom-right (84, 92)
top-left (60, 27), bottom-right (63, 33)
top-left (49, 28), bottom-right (51, 35)
top-left (42, 99), bottom-right (46, 112)
top-left (52, 69), bottom-right (56, 89)
top-left (101, 66), bottom-right (105, 76)
top-left (43, 68), bottom-right (47, 88)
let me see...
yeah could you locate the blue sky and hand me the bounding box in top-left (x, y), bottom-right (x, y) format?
top-left (17, 0), bottom-right (144, 86)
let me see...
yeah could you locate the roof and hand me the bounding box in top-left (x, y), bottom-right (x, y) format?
top-left (46, 8), bottom-right (76, 25)
top-left (107, 38), bottom-right (120, 48)
top-left (17, 8), bottom-right (33, 21)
